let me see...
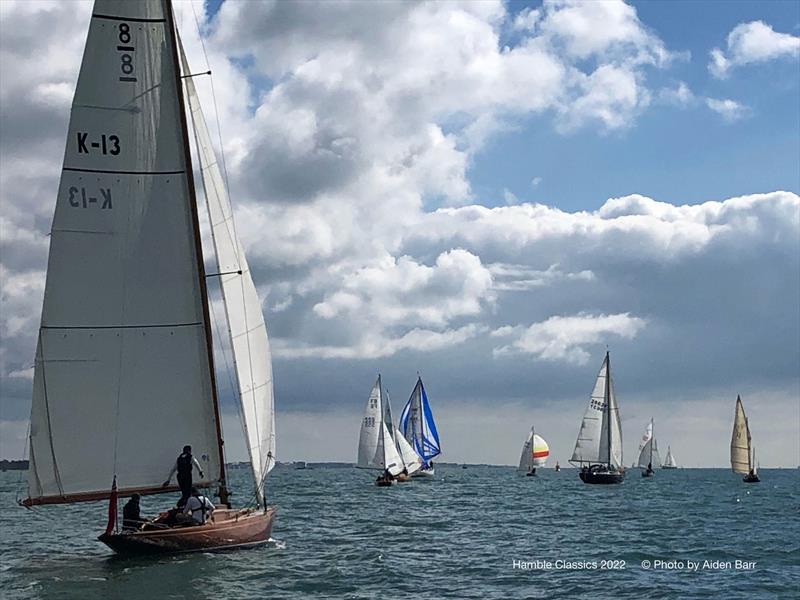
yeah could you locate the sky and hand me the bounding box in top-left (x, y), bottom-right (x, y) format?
top-left (0, 0), bottom-right (798, 468)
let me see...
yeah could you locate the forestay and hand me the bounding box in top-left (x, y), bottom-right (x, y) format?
top-left (179, 38), bottom-right (275, 505)
top-left (26, 0), bottom-right (222, 505)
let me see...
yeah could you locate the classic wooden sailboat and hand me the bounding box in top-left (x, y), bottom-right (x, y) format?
top-left (662, 446), bottom-right (678, 469)
top-left (518, 426), bottom-right (549, 476)
top-left (570, 352), bottom-right (625, 484)
top-left (731, 395), bottom-right (760, 483)
top-left (399, 376), bottom-right (441, 477)
top-left (357, 376), bottom-right (407, 486)
top-left (21, 0), bottom-right (277, 554)
top-left (637, 418), bottom-right (660, 477)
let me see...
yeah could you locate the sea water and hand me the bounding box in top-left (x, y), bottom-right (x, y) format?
top-left (1, 466), bottom-right (798, 599)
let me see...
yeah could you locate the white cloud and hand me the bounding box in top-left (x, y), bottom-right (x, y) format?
top-left (530, 177), bottom-right (543, 187)
top-left (492, 313), bottom-right (646, 364)
top-left (657, 81), bottom-right (695, 106)
top-left (709, 20), bottom-right (800, 78)
top-left (705, 97), bottom-right (750, 123)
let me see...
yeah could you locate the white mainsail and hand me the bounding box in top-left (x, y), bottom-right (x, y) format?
top-left (570, 353), bottom-right (622, 468)
top-left (179, 38), bottom-right (275, 506)
top-left (26, 0), bottom-right (223, 504)
top-left (730, 395), bottom-right (752, 475)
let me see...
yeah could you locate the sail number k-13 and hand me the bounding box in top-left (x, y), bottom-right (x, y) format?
top-left (76, 133), bottom-right (120, 156)
top-left (117, 23), bottom-right (136, 83)
top-left (68, 187), bottom-right (112, 210)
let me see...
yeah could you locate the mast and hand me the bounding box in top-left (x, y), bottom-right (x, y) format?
top-left (605, 351), bottom-right (611, 469)
top-left (165, 0), bottom-right (228, 502)
top-left (649, 418), bottom-right (654, 466)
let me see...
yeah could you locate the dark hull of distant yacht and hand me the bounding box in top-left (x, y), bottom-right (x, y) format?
top-left (642, 469), bottom-right (654, 478)
top-left (98, 506), bottom-right (275, 555)
top-left (579, 467), bottom-right (625, 485)
top-left (742, 473), bottom-right (760, 483)
top-left (661, 465), bottom-right (677, 470)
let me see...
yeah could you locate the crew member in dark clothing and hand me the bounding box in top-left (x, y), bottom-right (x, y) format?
top-left (122, 493), bottom-right (146, 531)
top-left (163, 445), bottom-right (205, 507)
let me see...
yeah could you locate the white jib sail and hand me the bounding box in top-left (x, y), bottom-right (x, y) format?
top-left (179, 37), bottom-right (275, 505)
top-left (27, 0), bottom-right (222, 504)
top-left (395, 428), bottom-right (423, 475)
top-left (730, 396), bottom-right (751, 475)
top-left (358, 377), bottom-right (384, 470)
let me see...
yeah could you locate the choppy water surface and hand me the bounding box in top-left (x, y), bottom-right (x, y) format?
top-left (1, 466), bottom-right (798, 599)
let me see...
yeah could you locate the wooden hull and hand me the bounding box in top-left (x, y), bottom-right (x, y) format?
top-left (98, 506), bottom-right (276, 555)
top-left (579, 467), bottom-right (625, 485)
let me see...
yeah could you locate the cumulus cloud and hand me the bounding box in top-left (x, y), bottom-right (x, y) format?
top-left (492, 313), bottom-right (646, 364)
top-left (709, 20), bottom-right (800, 78)
top-left (705, 98), bottom-right (750, 123)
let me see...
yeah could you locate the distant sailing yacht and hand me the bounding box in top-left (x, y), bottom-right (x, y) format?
top-left (399, 376), bottom-right (441, 477)
top-left (731, 395), bottom-right (760, 483)
top-left (22, 0), bottom-right (277, 554)
top-left (518, 426), bottom-right (550, 476)
top-left (637, 419), bottom-right (660, 477)
top-left (662, 446), bottom-right (678, 469)
top-left (357, 376), bottom-right (420, 486)
top-left (570, 352), bottom-right (625, 484)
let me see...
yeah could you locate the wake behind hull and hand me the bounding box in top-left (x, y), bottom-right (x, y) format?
top-left (411, 468), bottom-right (435, 478)
top-left (98, 507), bottom-right (276, 555)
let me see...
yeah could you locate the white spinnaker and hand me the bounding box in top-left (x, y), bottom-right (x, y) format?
top-left (395, 429), bottom-right (423, 475)
top-left (179, 38), bottom-right (274, 505)
top-left (27, 0), bottom-right (222, 504)
top-left (731, 396), bottom-right (751, 474)
top-left (570, 356), bottom-right (608, 464)
top-left (358, 378), bottom-right (384, 470)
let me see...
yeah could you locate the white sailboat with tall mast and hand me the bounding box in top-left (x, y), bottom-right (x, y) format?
top-left (518, 426), bottom-right (550, 476)
top-left (570, 351), bottom-right (625, 484)
top-left (636, 418), bottom-right (660, 477)
top-left (731, 395), bottom-right (760, 483)
top-left (357, 375), bottom-right (405, 486)
top-left (22, 0), bottom-right (276, 554)
top-left (662, 445), bottom-right (678, 469)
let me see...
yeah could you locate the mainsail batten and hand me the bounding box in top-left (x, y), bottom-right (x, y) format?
top-left (25, 0), bottom-right (223, 505)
